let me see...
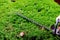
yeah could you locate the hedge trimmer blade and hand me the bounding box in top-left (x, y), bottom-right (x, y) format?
top-left (16, 13), bottom-right (50, 31)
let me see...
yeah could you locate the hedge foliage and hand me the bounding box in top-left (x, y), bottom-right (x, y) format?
top-left (0, 0), bottom-right (60, 40)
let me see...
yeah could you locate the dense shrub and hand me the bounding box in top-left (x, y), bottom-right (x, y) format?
top-left (0, 0), bottom-right (60, 40)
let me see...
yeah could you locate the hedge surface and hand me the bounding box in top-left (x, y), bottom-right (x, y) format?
top-left (0, 0), bottom-right (60, 40)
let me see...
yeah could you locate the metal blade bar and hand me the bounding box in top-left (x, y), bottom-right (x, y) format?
top-left (16, 13), bottom-right (50, 31)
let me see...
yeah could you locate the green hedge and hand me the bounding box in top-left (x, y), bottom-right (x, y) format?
top-left (0, 0), bottom-right (60, 40)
